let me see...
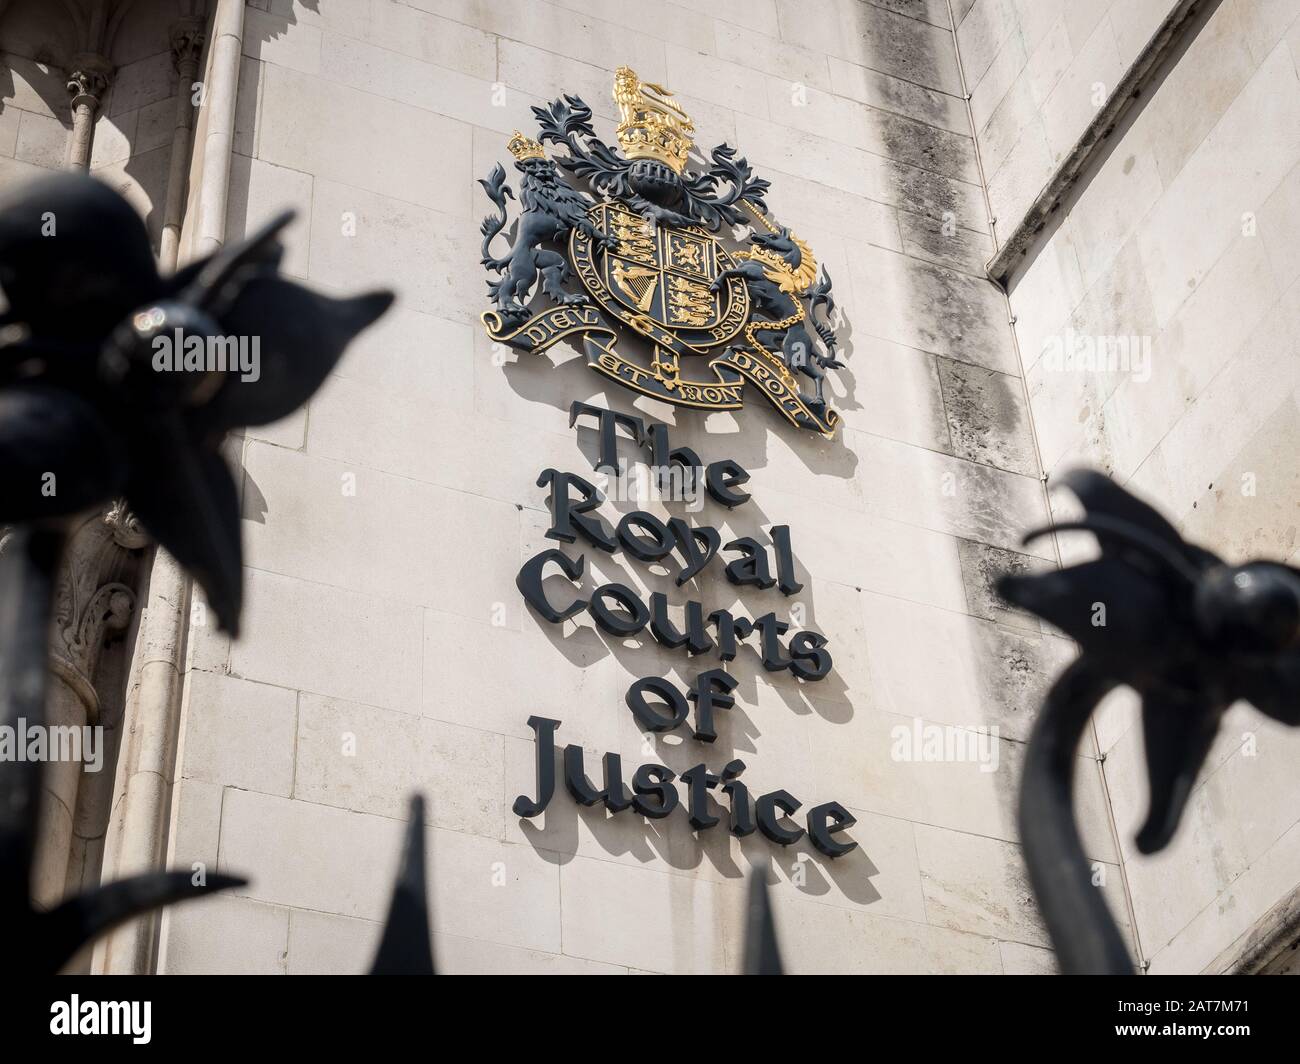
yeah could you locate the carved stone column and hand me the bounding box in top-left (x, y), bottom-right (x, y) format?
top-left (31, 506), bottom-right (145, 907)
top-left (64, 52), bottom-right (113, 171)
top-left (159, 16), bottom-right (206, 269)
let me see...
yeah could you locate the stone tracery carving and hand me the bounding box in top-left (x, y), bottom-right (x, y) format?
top-left (49, 509), bottom-right (143, 721)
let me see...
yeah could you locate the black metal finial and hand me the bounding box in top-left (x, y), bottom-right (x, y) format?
top-left (0, 171), bottom-right (394, 634)
top-left (999, 469), bottom-right (1300, 973)
top-left (370, 796), bottom-right (436, 975)
top-left (741, 870), bottom-right (784, 974)
top-left (0, 524), bottom-right (247, 975)
top-left (0, 172), bottom-right (393, 970)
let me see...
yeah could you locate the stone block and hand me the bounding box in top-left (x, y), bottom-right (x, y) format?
top-left (295, 692), bottom-right (505, 837)
top-left (241, 441), bottom-right (520, 622)
top-left (179, 671), bottom-right (297, 796)
top-left (767, 81), bottom-right (980, 184)
top-left (832, 334), bottom-right (950, 451)
top-left (765, 894), bottom-right (1003, 973)
top-left (954, 538), bottom-right (1050, 632)
top-left (956, 0), bottom-right (1018, 87)
top-left (937, 357), bottom-right (1038, 475)
top-left (225, 152), bottom-right (313, 278)
top-left (845, 243), bottom-right (1020, 374)
top-left (2, 55), bottom-right (70, 119)
top-left (0, 105), bottom-right (19, 157)
top-left (367, 1), bottom-right (497, 80)
top-left (160, 895), bottom-right (288, 974)
top-left (286, 907), bottom-right (376, 974)
top-left (1136, 44), bottom-right (1300, 326)
top-left (715, 21), bottom-right (832, 92)
top-left (752, 482), bottom-right (971, 612)
top-left (828, 56), bottom-right (972, 135)
top-left (14, 110), bottom-right (66, 169)
top-left (243, 6), bottom-right (323, 75)
top-left (266, 0), bottom-right (370, 40)
top-left (229, 568), bottom-right (422, 711)
top-left (986, 114), bottom-right (1054, 236)
top-left (88, 110), bottom-right (136, 168)
top-left (559, 853), bottom-right (741, 971)
top-left (165, 778), bottom-right (224, 876)
top-left (850, 432), bottom-right (1051, 557)
top-left (423, 609), bottom-right (623, 751)
top-left (307, 178), bottom-right (480, 322)
top-left (258, 63), bottom-right (473, 214)
top-left (334, 302), bottom-right (475, 411)
top-left (970, 25), bottom-right (1027, 133)
top-left (898, 207), bottom-right (995, 275)
top-left (998, 939), bottom-right (1057, 973)
top-left (107, 51), bottom-right (174, 118)
top-left (778, 0), bottom-right (963, 95)
top-left (219, 789), bottom-right (562, 949)
top-left (133, 97), bottom-right (175, 155)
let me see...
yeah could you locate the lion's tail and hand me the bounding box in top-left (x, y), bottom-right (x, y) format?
top-left (478, 163), bottom-right (514, 274)
top-left (808, 266), bottom-right (839, 352)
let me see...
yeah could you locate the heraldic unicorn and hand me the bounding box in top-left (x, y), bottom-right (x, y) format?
top-left (478, 66), bottom-right (846, 436)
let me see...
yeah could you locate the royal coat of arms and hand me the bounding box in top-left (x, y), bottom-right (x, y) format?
top-left (478, 67), bottom-right (846, 436)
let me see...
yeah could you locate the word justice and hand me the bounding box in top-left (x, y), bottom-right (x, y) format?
top-left (513, 716), bottom-right (858, 858)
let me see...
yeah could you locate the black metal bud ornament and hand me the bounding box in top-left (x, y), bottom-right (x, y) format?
top-left (0, 172), bottom-right (393, 972)
top-left (998, 469), bottom-right (1300, 973)
top-left (0, 171), bottom-right (394, 632)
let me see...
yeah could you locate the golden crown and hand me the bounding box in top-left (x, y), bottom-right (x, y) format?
top-left (613, 66), bottom-right (694, 174)
top-left (507, 129), bottom-right (546, 162)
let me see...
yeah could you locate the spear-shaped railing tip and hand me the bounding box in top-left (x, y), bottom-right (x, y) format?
top-left (742, 870), bottom-right (783, 974)
top-left (370, 795), bottom-right (436, 975)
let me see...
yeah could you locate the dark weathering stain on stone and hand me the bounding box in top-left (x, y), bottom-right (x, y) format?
top-left (897, 209), bottom-right (992, 276)
top-left (888, 157), bottom-right (983, 227)
top-left (956, 539), bottom-right (1051, 634)
top-left (937, 358), bottom-right (1037, 476)
top-left (877, 109), bottom-right (980, 184)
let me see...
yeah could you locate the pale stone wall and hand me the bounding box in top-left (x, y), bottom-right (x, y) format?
top-left (87, 1), bottom-right (188, 253)
top-left (1004, 0), bottom-right (1300, 971)
top-left (0, 0), bottom-right (75, 183)
top-left (144, 0), bottom-right (1140, 975)
top-left (0, 0), bottom-right (187, 249)
top-left (956, 0), bottom-right (1185, 242)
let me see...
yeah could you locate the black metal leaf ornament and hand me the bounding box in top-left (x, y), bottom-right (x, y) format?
top-left (998, 469), bottom-right (1300, 973)
top-left (0, 172), bottom-right (393, 972)
top-left (0, 171), bottom-right (394, 633)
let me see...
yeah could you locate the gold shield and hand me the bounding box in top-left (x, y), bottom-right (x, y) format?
top-left (570, 202), bottom-right (750, 352)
